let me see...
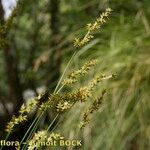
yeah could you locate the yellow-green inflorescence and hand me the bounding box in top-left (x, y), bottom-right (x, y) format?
top-left (27, 130), bottom-right (47, 150)
top-left (74, 8), bottom-right (112, 48)
top-left (27, 131), bottom-right (64, 150)
top-left (6, 104), bottom-right (27, 133)
top-left (62, 59), bottom-right (98, 86)
top-left (5, 93), bottom-right (43, 133)
top-left (56, 73), bottom-right (115, 112)
top-left (5, 7), bottom-right (114, 146)
top-left (80, 89), bottom-right (107, 128)
top-left (6, 71), bottom-right (114, 133)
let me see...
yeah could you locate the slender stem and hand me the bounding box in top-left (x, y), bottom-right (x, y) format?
top-left (22, 112), bottom-right (44, 150)
top-left (46, 114), bottom-right (59, 132)
top-left (27, 113), bottom-right (43, 140)
top-left (38, 114), bottom-right (59, 150)
top-left (19, 115), bottom-right (39, 146)
top-left (54, 51), bottom-right (77, 93)
top-left (56, 84), bottom-right (65, 94)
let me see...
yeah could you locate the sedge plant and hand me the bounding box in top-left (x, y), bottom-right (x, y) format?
top-left (1, 7), bottom-right (114, 150)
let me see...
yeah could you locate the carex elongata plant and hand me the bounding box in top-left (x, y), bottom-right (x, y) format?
top-left (1, 7), bottom-right (114, 150)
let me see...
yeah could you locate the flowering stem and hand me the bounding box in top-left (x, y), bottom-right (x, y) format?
top-left (19, 115), bottom-right (39, 150)
top-left (22, 112), bottom-right (44, 150)
top-left (46, 114), bottom-right (59, 132)
top-left (37, 114), bottom-right (59, 150)
top-left (54, 51), bottom-right (77, 93)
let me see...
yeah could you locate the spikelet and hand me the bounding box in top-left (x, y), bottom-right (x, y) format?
top-left (47, 132), bottom-right (64, 142)
top-left (72, 87), bottom-right (92, 102)
top-left (5, 93), bottom-right (43, 133)
top-left (71, 73), bottom-right (115, 103)
top-left (74, 8), bottom-right (112, 48)
top-left (89, 73), bottom-right (115, 90)
top-left (6, 104), bottom-right (27, 133)
top-left (27, 131), bottom-right (63, 150)
top-left (6, 114), bottom-right (27, 133)
top-left (26, 98), bottom-right (38, 113)
top-left (62, 59), bottom-right (98, 86)
top-left (80, 89), bottom-right (107, 128)
top-left (57, 101), bottom-right (73, 112)
top-left (28, 130), bottom-right (47, 150)
top-left (39, 100), bottom-right (51, 112)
